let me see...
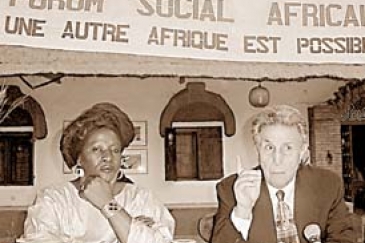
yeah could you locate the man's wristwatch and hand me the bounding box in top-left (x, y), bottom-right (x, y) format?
top-left (101, 198), bottom-right (122, 219)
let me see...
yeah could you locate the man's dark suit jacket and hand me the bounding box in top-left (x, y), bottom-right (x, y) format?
top-left (211, 166), bottom-right (356, 243)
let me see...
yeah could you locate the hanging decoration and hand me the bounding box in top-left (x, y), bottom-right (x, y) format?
top-left (248, 83), bottom-right (270, 108)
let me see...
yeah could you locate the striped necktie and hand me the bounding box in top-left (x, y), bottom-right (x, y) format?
top-left (275, 190), bottom-right (300, 243)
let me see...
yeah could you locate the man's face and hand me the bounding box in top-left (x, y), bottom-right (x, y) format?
top-left (257, 124), bottom-right (306, 189)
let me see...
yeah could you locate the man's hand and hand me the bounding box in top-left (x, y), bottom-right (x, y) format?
top-left (233, 169), bottom-right (262, 219)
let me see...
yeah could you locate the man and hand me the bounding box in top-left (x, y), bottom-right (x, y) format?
top-left (211, 105), bottom-right (355, 243)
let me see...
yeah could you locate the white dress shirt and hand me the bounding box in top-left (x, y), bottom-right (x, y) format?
top-left (231, 177), bottom-right (296, 240)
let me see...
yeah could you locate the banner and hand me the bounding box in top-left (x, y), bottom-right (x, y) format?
top-left (1, 0), bottom-right (365, 64)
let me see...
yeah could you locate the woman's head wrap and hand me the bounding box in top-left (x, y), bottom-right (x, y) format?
top-left (60, 102), bottom-right (135, 169)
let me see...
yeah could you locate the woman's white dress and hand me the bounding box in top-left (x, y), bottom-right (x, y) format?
top-left (19, 182), bottom-right (175, 243)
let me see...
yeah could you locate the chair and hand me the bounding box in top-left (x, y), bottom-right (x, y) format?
top-left (197, 212), bottom-right (215, 242)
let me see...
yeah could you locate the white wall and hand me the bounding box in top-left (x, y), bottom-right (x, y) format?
top-left (0, 76), bottom-right (344, 207)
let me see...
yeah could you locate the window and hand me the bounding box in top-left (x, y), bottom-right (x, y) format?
top-left (159, 82), bottom-right (235, 181)
top-left (0, 131), bottom-right (34, 185)
top-left (165, 126), bottom-right (223, 181)
top-left (0, 106), bottom-right (34, 186)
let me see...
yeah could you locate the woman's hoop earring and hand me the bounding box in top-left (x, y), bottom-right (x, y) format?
top-left (73, 164), bottom-right (85, 178)
top-left (117, 168), bottom-right (124, 180)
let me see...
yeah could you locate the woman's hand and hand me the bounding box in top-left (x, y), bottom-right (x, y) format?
top-left (134, 216), bottom-right (155, 227)
top-left (79, 176), bottom-right (114, 210)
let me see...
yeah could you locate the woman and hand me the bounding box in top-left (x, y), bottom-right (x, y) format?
top-left (19, 102), bottom-right (175, 243)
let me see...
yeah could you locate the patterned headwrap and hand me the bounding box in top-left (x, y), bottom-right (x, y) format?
top-left (60, 102), bottom-right (135, 169)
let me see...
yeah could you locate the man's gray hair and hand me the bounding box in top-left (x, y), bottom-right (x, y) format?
top-left (252, 105), bottom-right (308, 146)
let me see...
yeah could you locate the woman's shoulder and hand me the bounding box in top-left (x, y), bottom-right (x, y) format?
top-left (39, 180), bottom-right (75, 192)
top-left (36, 181), bottom-right (77, 202)
top-left (115, 182), bottom-right (161, 205)
top-left (119, 182), bottom-right (150, 196)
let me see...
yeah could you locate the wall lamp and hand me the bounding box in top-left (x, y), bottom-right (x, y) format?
top-left (326, 150), bottom-right (333, 165)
